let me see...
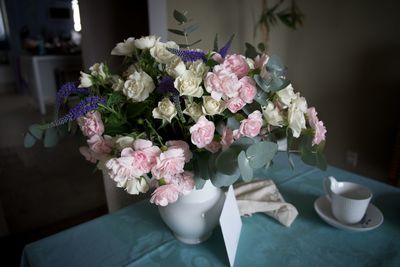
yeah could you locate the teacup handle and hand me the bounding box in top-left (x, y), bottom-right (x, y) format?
top-left (323, 176), bottom-right (336, 201)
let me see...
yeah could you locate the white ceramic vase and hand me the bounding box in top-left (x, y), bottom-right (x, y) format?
top-left (158, 180), bottom-right (225, 244)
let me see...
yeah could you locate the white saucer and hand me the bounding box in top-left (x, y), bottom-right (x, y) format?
top-left (314, 196), bottom-right (384, 232)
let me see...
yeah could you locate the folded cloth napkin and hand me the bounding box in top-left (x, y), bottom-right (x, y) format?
top-left (234, 179), bottom-right (298, 227)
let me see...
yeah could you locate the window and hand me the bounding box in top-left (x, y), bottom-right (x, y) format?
top-left (0, 6), bottom-right (6, 41)
top-left (71, 0), bottom-right (81, 32)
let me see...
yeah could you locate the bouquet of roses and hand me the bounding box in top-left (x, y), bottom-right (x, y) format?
top-left (25, 14), bottom-right (326, 207)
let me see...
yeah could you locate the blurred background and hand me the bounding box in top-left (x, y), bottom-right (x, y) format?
top-left (0, 0), bottom-right (399, 265)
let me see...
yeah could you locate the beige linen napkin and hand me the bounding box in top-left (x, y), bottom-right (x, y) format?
top-left (234, 179), bottom-right (298, 227)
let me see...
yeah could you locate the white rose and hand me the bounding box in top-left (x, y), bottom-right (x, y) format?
top-left (111, 75), bottom-right (124, 91)
top-left (150, 40), bottom-right (179, 64)
top-left (276, 84), bottom-right (296, 107)
top-left (123, 71), bottom-right (155, 102)
top-left (183, 101), bottom-right (204, 122)
top-left (288, 102), bottom-right (306, 138)
top-left (292, 93), bottom-right (308, 113)
top-left (89, 63), bottom-right (107, 79)
top-left (111, 37), bottom-right (136, 56)
top-left (166, 57), bottom-right (186, 78)
top-left (152, 98), bottom-right (177, 123)
top-left (188, 60), bottom-right (209, 78)
top-left (78, 71), bottom-right (92, 88)
top-left (126, 177), bottom-right (149, 194)
top-left (262, 101), bottom-right (284, 127)
top-left (246, 58), bottom-right (255, 69)
top-left (115, 136), bottom-right (134, 150)
top-left (202, 96), bottom-right (225, 115)
top-left (134, 35), bottom-right (159, 50)
top-left (174, 70), bottom-right (203, 97)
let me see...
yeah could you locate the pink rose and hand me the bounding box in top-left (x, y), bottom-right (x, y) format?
top-left (79, 146), bottom-right (98, 163)
top-left (254, 54), bottom-right (269, 69)
top-left (226, 97), bottom-right (245, 113)
top-left (170, 171), bottom-right (195, 195)
top-left (232, 129), bottom-right (241, 140)
top-left (166, 140), bottom-right (193, 163)
top-left (150, 184), bottom-right (180, 206)
top-left (105, 154), bottom-right (141, 182)
top-left (151, 148), bottom-right (186, 180)
top-left (220, 127), bottom-right (234, 150)
top-left (239, 76), bottom-right (257, 103)
top-left (205, 65), bottom-right (241, 100)
top-left (205, 140), bottom-right (222, 153)
top-left (223, 54), bottom-right (250, 78)
top-left (87, 134), bottom-right (112, 154)
top-left (189, 116), bottom-right (215, 148)
top-left (239, 110), bottom-right (263, 138)
top-left (212, 52), bottom-right (224, 63)
top-left (307, 107), bottom-right (319, 128)
top-left (307, 107), bottom-right (327, 145)
top-left (125, 140), bottom-right (161, 174)
top-left (77, 111), bottom-right (104, 137)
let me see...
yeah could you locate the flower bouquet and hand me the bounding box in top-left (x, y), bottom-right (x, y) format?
top-left (25, 11), bottom-right (326, 208)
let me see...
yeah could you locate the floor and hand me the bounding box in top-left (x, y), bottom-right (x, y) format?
top-left (0, 90), bottom-right (108, 266)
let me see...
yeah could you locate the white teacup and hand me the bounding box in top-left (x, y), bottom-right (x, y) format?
top-left (323, 176), bottom-right (372, 224)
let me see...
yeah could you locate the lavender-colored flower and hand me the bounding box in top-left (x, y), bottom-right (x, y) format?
top-left (50, 96), bottom-right (106, 127)
top-left (219, 34), bottom-right (235, 58)
top-left (167, 48), bottom-right (206, 62)
top-left (56, 82), bottom-right (90, 112)
top-left (157, 76), bottom-right (179, 95)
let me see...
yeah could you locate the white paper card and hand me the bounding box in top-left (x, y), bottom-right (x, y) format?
top-left (219, 185), bottom-right (242, 267)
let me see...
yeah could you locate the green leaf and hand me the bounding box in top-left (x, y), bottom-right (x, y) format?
top-left (244, 42), bottom-right (258, 58)
top-left (126, 102), bottom-right (147, 119)
top-left (24, 124), bottom-right (45, 148)
top-left (195, 177), bottom-right (207, 190)
top-left (173, 10), bottom-right (188, 24)
top-left (238, 151), bottom-right (253, 182)
top-left (227, 116), bottom-right (240, 130)
top-left (43, 127), bottom-right (59, 147)
top-left (184, 23), bottom-right (199, 34)
top-left (246, 141), bottom-right (278, 169)
top-left (216, 148), bottom-right (240, 175)
top-left (168, 29), bottom-right (185, 36)
top-left (231, 137), bottom-right (254, 151)
top-left (211, 171), bottom-right (241, 187)
top-left (193, 151), bottom-right (210, 181)
top-left (257, 42), bottom-right (266, 52)
top-left (253, 88), bottom-right (269, 106)
top-left (213, 33), bottom-right (219, 51)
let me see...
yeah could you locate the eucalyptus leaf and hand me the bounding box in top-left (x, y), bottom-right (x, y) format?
top-left (24, 124), bottom-right (45, 148)
top-left (173, 10), bottom-right (188, 24)
top-left (193, 151), bottom-right (210, 181)
top-left (254, 74), bottom-right (271, 92)
top-left (253, 88), bottom-right (269, 106)
top-left (168, 29), bottom-right (185, 36)
top-left (195, 177), bottom-right (207, 190)
top-left (242, 102), bottom-right (261, 115)
top-left (213, 33), bottom-right (218, 51)
top-left (246, 141), bottom-right (278, 169)
top-left (231, 137), bottom-right (254, 151)
top-left (216, 148), bottom-right (240, 175)
top-left (184, 23), bottom-right (199, 34)
top-left (227, 116), bottom-right (240, 130)
top-left (211, 171), bottom-right (241, 187)
top-left (43, 127), bottom-right (59, 148)
top-left (24, 133), bottom-right (37, 148)
top-left (238, 151), bottom-right (253, 182)
top-left (244, 42), bottom-right (259, 58)
top-left (266, 55), bottom-right (285, 76)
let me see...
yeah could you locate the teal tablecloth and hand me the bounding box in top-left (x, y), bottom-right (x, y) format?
top-left (21, 153), bottom-right (400, 267)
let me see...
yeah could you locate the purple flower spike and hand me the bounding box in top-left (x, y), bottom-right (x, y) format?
top-left (50, 96), bottom-right (106, 127)
top-left (219, 34), bottom-right (235, 58)
top-left (56, 82), bottom-right (90, 112)
top-left (167, 48), bottom-right (206, 62)
top-left (157, 76), bottom-right (179, 95)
